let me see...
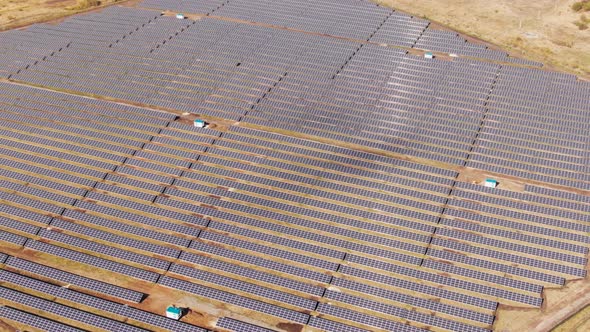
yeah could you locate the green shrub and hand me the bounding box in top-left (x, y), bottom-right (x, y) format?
top-left (74, 0), bottom-right (102, 9)
top-left (572, 0), bottom-right (590, 12)
top-left (574, 20), bottom-right (589, 29)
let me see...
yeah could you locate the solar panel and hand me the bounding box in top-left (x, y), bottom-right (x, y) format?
top-left (0, 1), bottom-right (587, 331)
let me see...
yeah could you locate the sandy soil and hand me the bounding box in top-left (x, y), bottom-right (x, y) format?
top-left (457, 167), bottom-right (525, 192)
top-left (494, 257), bottom-right (590, 331)
top-left (553, 304), bottom-right (590, 332)
top-left (375, 0), bottom-right (590, 79)
top-left (0, 0), bottom-right (130, 31)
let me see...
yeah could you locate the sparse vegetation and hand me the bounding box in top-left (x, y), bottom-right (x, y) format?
top-left (574, 13), bottom-right (590, 30)
top-left (74, 0), bottom-right (103, 10)
top-left (572, 1), bottom-right (590, 12)
top-left (0, 0), bottom-right (126, 31)
top-left (574, 20), bottom-right (588, 29)
top-left (375, 0), bottom-right (590, 79)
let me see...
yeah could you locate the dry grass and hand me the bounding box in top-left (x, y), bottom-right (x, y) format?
top-left (374, 0), bottom-right (590, 79)
top-left (0, 0), bottom-right (126, 31)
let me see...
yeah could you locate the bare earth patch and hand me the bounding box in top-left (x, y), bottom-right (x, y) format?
top-left (375, 0), bottom-right (590, 79)
top-left (495, 258), bottom-right (590, 332)
top-left (0, 0), bottom-right (131, 31)
top-left (457, 167), bottom-right (525, 192)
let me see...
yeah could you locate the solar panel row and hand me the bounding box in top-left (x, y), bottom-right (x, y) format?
top-left (0, 81), bottom-right (502, 331)
top-left (0, 1), bottom-right (588, 331)
top-left (0, 262), bottom-right (208, 332)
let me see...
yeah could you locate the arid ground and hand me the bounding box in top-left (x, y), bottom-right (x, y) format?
top-left (3, 0), bottom-right (588, 78)
top-left (376, 0), bottom-right (590, 79)
top-left (0, 0), bottom-right (126, 31)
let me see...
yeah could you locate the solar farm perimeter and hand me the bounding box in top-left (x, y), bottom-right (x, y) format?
top-left (0, 0), bottom-right (589, 331)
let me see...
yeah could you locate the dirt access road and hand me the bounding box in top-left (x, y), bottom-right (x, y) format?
top-left (375, 0), bottom-right (590, 79)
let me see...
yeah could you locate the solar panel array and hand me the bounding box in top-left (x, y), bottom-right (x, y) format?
top-left (368, 12), bottom-right (429, 48)
top-left (10, 12), bottom-right (502, 166)
top-left (0, 7), bottom-right (161, 79)
top-left (243, 45), bottom-right (496, 165)
top-left (141, 0), bottom-right (229, 15)
top-left (0, 0), bottom-right (588, 331)
top-left (0, 270), bottom-right (207, 332)
top-left (0, 29), bottom-right (69, 79)
top-left (137, 0), bottom-right (542, 66)
top-left (0, 77), bottom-right (587, 331)
top-left (412, 29), bottom-right (543, 66)
top-left (467, 65), bottom-right (590, 190)
top-left (12, 16), bottom-right (338, 119)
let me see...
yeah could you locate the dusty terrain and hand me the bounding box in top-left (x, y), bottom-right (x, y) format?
top-left (0, 0), bottom-right (128, 31)
top-left (553, 305), bottom-right (590, 331)
top-left (376, 0), bottom-right (590, 79)
top-left (493, 257), bottom-right (590, 332)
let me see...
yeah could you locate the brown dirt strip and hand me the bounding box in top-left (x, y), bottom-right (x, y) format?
top-left (2, 3), bottom-right (590, 328)
top-left (154, 10), bottom-right (576, 78)
top-left (0, 241), bottom-right (314, 332)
